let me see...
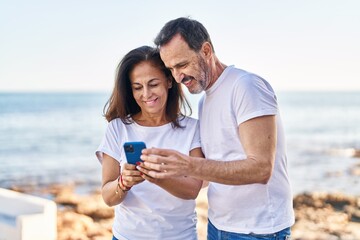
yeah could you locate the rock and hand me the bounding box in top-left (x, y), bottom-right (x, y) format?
top-left (54, 185), bottom-right (81, 206)
top-left (292, 192), bottom-right (360, 240)
top-left (55, 192), bottom-right (81, 206)
top-left (45, 185), bottom-right (114, 240)
top-left (324, 192), bottom-right (357, 210)
top-left (349, 165), bottom-right (360, 176)
top-left (344, 205), bottom-right (360, 222)
top-left (57, 210), bottom-right (112, 240)
top-left (76, 194), bottom-right (114, 219)
top-left (353, 150), bottom-right (360, 158)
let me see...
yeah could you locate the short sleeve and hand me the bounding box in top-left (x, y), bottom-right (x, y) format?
top-left (95, 120), bottom-right (123, 164)
top-left (190, 120), bottom-right (201, 150)
top-left (232, 74), bottom-right (278, 125)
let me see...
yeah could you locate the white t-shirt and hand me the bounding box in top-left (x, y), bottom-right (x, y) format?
top-left (199, 66), bottom-right (295, 234)
top-left (96, 116), bottom-right (200, 240)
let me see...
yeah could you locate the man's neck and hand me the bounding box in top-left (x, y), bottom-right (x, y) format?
top-left (207, 56), bottom-right (227, 90)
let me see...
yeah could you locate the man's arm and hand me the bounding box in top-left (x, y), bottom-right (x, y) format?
top-left (139, 115), bottom-right (276, 185)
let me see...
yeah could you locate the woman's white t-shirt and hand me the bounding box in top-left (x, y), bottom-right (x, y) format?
top-left (96, 116), bottom-right (200, 240)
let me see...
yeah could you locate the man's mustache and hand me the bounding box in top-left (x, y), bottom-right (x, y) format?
top-left (181, 76), bottom-right (195, 84)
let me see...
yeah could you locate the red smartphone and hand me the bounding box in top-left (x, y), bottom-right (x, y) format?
top-left (123, 141), bottom-right (146, 165)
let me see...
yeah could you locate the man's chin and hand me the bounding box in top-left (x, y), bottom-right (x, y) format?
top-left (188, 87), bottom-right (203, 94)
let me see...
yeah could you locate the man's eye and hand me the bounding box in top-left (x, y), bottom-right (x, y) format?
top-left (149, 84), bottom-right (158, 88)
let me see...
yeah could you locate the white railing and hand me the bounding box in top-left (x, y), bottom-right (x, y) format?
top-left (0, 188), bottom-right (57, 240)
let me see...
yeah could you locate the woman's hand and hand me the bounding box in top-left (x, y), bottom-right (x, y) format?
top-left (121, 163), bottom-right (145, 188)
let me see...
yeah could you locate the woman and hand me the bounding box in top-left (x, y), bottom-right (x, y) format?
top-left (96, 46), bottom-right (203, 240)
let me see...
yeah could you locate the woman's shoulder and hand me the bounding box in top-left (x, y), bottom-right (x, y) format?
top-left (107, 118), bottom-right (129, 130)
top-left (178, 116), bottom-right (199, 126)
top-left (108, 117), bottom-right (122, 125)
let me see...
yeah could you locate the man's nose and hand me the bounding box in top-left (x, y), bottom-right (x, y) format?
top-left (172, 69), bottom-right (183, 83)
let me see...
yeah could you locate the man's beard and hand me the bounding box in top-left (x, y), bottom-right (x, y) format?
top-left (188, 56), bottom-right (209, 94)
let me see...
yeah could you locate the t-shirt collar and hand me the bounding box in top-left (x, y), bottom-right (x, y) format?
top-left (205, 65), bottom-right (234, 96)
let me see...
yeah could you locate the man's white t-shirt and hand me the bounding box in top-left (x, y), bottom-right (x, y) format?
top-left (96, 116), bottom-right (200, 240)
top-left (199, 66), bottom-right (295, 234)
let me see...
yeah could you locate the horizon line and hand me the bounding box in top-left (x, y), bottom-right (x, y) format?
top-left (1, 89), bottom-right (360, 94)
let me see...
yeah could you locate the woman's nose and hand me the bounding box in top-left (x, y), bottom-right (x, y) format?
top-left (142, 86), bottom-right (151, 98)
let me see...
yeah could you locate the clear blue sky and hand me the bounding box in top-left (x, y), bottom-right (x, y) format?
top-left (1, 0), bottom-right (359, 92)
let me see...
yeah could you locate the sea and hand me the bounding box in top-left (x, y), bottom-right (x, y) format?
top-left (0, 91), bottom-right (359, 196)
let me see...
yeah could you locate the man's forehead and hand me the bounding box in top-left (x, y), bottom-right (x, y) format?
top-left (160, 51), bottom-right (187, 69)
top-left (159, 35), bottom-right (194, 66)
top-left (160, 34), bottom-right (190, 53)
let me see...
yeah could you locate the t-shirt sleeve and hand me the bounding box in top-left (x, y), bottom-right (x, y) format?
top-left (95, 120), bottom-right (123, 164)
top-left (190, 120), bottom-right (201, 151)
top-left (233, 73), bottom-right (278, 125)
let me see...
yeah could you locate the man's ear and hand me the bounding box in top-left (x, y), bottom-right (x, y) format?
top-left (201, 42), bottom-right (212, 59)
top-left (168, 79), bottom-right (173, 89)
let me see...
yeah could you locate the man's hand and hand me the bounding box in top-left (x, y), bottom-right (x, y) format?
top-left (137, 148), bottom-right (194, 178)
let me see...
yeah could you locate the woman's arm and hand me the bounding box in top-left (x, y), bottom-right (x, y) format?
top-left (101, 154), bottom-right (128, 206)
top-left (102, 153), bottom-right (145, 206)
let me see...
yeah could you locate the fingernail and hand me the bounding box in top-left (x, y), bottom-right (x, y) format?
top-left (136, 162), bottom-right (141, 166)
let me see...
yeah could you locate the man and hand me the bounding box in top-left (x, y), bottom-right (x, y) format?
top-left (138, 17), bottom-right (294, 240)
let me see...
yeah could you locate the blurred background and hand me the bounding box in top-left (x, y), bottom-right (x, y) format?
top-left (1, 0), bottom-right (359, 195)
top-left (1, 1), bottom-right (360, 239)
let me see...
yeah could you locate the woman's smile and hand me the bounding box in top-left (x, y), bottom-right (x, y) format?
top-left (144, 97), bottom-right (159, 106)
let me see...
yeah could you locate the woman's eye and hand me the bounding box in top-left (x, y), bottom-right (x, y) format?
top-left (133, 87), bottom-right (142, 91)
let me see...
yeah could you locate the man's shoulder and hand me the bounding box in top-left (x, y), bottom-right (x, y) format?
top-left (226, 66), bottom-right (248, 76)
top-left (223, 67), bottom-right (255, 87)
top-left (227, 67), bottom-right (267, 87)
top-left (227, 67), bottom-right (257, 80)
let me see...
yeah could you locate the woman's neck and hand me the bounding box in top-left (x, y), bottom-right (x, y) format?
top-left (132, 112), bottom-right (170, 127)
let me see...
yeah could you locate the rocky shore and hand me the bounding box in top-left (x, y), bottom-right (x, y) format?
top-left (9, 184), bottom-right (360, 240)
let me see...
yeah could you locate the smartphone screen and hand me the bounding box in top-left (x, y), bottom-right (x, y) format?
top-left (123, 141), bottom-right (146, 165)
